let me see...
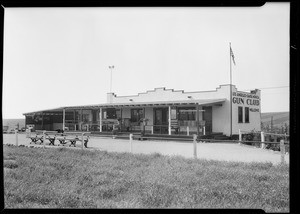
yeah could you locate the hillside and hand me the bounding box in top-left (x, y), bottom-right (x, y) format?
top-left (261, 112), bottom-right (289, 128)
top-left (2, 119), bottom-right (26, 130)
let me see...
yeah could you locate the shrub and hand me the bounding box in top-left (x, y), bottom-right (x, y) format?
top-left (4, 160), bottom-right (18, 169)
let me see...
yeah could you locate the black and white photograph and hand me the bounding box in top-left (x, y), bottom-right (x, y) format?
top-left (2, 2), bottom-right (291, 211)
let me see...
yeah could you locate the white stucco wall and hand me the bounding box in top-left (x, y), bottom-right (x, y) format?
top-left (231, 89), bottom-right (261, 134)
top-left (106, 85), bottom-right (261, 136)
top-left (108, 85), bottom-right (232, 103)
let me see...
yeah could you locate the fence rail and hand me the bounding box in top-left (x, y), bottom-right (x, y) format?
top-left (11, 129), bottom-right (289, 164)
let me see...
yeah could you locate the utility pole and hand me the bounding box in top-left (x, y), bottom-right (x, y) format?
top-left (271, 116), bottom-right (274, 133)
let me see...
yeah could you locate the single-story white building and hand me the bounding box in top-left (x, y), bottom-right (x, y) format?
top-left (23, 84), bottom-right (261, 138)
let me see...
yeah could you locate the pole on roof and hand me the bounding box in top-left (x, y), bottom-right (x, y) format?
top-left (109, 65), bottom-right (114, 94)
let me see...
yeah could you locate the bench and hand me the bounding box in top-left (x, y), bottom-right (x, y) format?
top-left (56, 135), bottom-right (89, 148)
top-left (132, 134), bottom-right (144, 141)
top-left (45, 134), bottom-right (56, 145)
top-left (171, 119), bottom-right (179, 134)
top-left (29, 134), bottom-right (44, 144)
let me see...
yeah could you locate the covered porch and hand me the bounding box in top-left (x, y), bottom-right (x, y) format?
top-left (25, 99), bottom-right (225, 136)
top-left (24, 99), bottom-right (226, 137)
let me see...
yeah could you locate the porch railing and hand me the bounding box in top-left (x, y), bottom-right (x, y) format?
top-left (64, 121), bottom-right (206, 136)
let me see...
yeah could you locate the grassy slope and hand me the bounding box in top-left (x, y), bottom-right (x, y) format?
top-left (4, 145), bottom-right (289, 211)
top-left (261, 112), bottom-right (289, 127)
top-left (2, 119), bottom-right (26, 129)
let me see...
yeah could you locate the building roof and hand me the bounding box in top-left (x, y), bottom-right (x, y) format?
top-left (23, 98), bottom-right (226, 115)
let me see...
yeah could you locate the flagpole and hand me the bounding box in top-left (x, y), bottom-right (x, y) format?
top-left (229, 42), bottom-right (232, 138)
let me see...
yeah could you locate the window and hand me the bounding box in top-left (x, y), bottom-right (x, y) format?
top-left (131, 109), bottom-right (144, 123)
top-left (106, 108), bottom-right (117, 119)
top-left (82, 114), bottom-right (90, 122)
top-left (245, 107), bottom-right (249, 123)
top-left (238, 106), bottom-right (243, 123)
top-left (178, 107), bottom-right (196, 121)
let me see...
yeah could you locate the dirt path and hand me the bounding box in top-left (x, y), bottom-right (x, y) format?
top-left (3, 133), bottom-right (289, 165)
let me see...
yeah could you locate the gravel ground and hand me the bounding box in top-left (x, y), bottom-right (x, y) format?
top-left (3, 133), bottom-right (289, 165)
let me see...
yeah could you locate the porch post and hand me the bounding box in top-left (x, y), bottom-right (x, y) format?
top-left (81, 109), bottom-right (83, 131)
top-left (63, 108), bottom-right (65, 131)
top-left (99, 107), bottom-right (102, 132)
top-left (168, 106), bottom-right (171, 135)
top-left (143, 107), bottom-right (146, 134)
top-left (74, 110), bottom-right (76, 131)
top-left (41, 112), bottom-right (44, 130)
top-left (196, 104), bottom-right (200, 136)
top-left (120, 108), bottom-right (123, 131)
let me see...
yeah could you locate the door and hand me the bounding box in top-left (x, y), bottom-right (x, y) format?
top-left (154, 108), bottom-right (168, 134)
top-left (202, 106), bottom-right (212, 134)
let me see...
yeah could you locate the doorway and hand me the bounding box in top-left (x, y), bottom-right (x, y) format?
top-left (154, 108), bottom-right (168, 134)
top-left (202, 106), bottom-right (212, 134)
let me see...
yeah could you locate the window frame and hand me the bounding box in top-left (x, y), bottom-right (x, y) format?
top-left (238, 106), bottom-right (243, 123)
top-left (178, 107), bottom-right (196, 121)
top-left (245, 107), bottom-right (249, 123)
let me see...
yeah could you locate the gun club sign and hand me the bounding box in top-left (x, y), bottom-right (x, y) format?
top-left (232, 92), bottom-right (260, 112)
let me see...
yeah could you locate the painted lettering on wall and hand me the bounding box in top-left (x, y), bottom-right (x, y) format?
top-left (250, 108), bottom-right (259, 112)
top-left (232, 92), bottom-right (260, 106)
top-left (232, 92), bottom-right (260, 99)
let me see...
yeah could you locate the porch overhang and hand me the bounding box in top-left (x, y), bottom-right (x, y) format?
top-left (23, 98), bottom-right (226, 115)
top-left (23, 107), bottom-right (65, 116)
top-left (65, 98), bottom-right (226, 109)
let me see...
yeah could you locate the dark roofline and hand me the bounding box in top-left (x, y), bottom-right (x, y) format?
top-left (23, 99), bottom-right (226, 115)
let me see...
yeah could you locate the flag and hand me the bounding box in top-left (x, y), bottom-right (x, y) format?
top-left (230, 46), bottom-right (236, 65)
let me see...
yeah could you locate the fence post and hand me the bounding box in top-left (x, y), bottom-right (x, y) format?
top-left (43, 131), bottom-right (46, 149)
top-left (26, 128), bottom-right (30, 138)
top-left (151, 126), bottom-right (154, 134)
top-left (193, 134), bottom-right (197, 159)
top-left (81, 133), bottom-right (84, 150)
top-left (129, 133), bottom-right (133, 153)
top-left (203, 126), bottom-right (206, 136)
top-left (187, 126), bottom-right (189, 136)
top-left (238, 129), bottom-right (242, 145)
top-left (274, 135), bottom-right (277, 143)
top-left (261, 131), bottom-right (265, 149)
top-left (280, 139), bottom-right (285, 164)
top-left (15, 129), bottom-right (18, 146)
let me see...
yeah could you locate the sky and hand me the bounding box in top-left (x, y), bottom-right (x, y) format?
top-left (2, 3), bottom-right (290, 119)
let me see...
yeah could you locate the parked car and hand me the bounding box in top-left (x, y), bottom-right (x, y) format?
top-left (6, 129), bottom-right (16, 134)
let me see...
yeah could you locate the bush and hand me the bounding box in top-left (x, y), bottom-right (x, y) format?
top-left (242, 130), bottom-right (261, 146)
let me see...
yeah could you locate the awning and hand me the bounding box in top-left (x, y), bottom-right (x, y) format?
top-left (65, 98), bottom-right (226, 109)
top-left (23, 98), bottom-right (226, 115)
top-left (23, 107), bottom-right (66, 116)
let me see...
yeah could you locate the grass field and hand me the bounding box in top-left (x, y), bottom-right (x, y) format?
top-left (3, 144), bottom-right (289, 211)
